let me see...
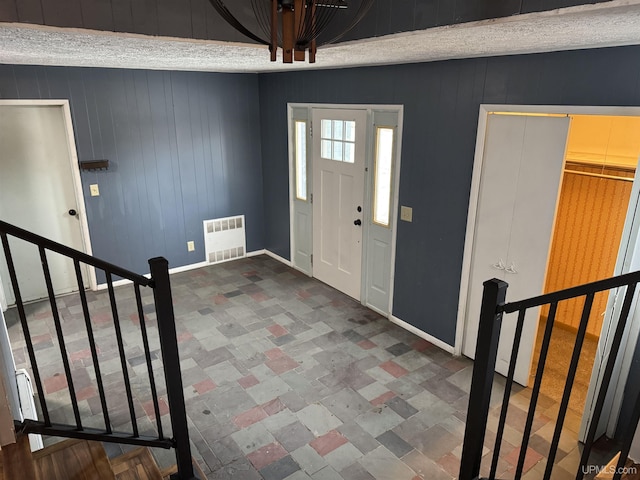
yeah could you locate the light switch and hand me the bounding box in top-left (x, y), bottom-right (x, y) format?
top-left (187, 241), bottom-right (195, 252)
top-left (400, 206), bottom-right (413, 222)
top-left (90, 184), bottom-right (100, 197)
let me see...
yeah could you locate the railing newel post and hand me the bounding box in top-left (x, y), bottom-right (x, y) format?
top-left (149, 257), bottom-right (198, 480)
top-left (459, 278), bottom-right (508, 480)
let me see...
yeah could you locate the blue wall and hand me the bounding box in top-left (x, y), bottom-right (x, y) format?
top-left (258, 45), bottom-right (640, 347)
top-left (0, 66), bottom-right (265, 279)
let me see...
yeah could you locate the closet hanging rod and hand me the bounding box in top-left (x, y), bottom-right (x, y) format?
top-left (564, 169), bottom-right (634, 182)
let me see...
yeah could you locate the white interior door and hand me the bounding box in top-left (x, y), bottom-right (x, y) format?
top-left (312, 109), bottom-right (367, 300)
top-left (0, 105), bottom-right (86, 306)
top-left (463, 114), bottom-right (570, 385)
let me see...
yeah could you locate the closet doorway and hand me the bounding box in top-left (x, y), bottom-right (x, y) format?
top-left (532, 114), bottom-right (640, 427)
top-left (458, 105), bottom-right (640, 444)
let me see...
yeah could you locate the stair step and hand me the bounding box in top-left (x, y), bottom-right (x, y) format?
top-left (110, 447), bottom-right (163, 480)
top-left (32, 438), bottom-right (115, 480)
top-left (1, 434), bottom-right (36, 480)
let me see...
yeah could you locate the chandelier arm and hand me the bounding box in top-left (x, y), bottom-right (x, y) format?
top-left (208, 0), bottom-right (270, 45)
top-left (251, 0), bottom-right (272, 41)
top-left (318, 0), bottom-right (375, 46)
top-left (300, 0), bottom-right (336, 45)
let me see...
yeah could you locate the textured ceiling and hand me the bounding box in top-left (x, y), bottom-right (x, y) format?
top-left (1, 0), bottom-right (640, 73)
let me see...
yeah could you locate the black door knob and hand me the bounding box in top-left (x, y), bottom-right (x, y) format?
top-left (354, 219), bottom-right (362, 226)
top-left (69, 209), bottom-right (77, 216)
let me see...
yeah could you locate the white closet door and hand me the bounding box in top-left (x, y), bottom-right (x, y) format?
top-left (463, 114), bottom-right (569, 386)
top-left (499, 115), bottom-right (570, 384)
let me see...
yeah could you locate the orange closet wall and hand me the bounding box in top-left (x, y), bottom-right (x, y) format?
top-left (543, 115), bottom-right (640, 336)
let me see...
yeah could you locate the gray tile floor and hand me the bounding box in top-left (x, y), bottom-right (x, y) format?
top-left (6, 255), bottom-right (615, 479)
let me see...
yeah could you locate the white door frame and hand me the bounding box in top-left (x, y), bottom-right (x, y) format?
top-left (287, 103), bottom-right (403, 316)
top-left (0, 99), bottom-right (96, 312)
top-left (457, 103), bottom-right (640, 439)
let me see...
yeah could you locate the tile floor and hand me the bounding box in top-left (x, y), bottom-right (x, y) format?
top-left (5, 255), bottom-right (615, 479)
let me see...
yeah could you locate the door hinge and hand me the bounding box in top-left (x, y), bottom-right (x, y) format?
top-left (310, 122), bottom-right (313, 137)
top-left (310, 254), bottom-right (313, 266)
top-left (310, 193), bottom-right (313, 204)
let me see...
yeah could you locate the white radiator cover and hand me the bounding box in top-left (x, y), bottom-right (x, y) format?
top-left (203, 215), bottom-right (246, 265)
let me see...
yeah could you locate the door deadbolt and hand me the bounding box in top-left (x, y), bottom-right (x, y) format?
top-left (69, 209), bottom-right (77, 216)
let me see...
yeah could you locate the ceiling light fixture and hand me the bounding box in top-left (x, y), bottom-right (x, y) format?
top-left (208, 0), bottom-right (374, 63)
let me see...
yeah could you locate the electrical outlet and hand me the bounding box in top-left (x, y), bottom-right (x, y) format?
top-left (187, 241), bottom-right (195, 252)
top-left (400, 206), bottom-right (413, 222)
top-left (90, 184), bottom-right (100, 197)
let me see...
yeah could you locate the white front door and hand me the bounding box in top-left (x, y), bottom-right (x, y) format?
top-left (463, 114), bottom-right (570, 385)
top-left (312, 109), bottom-right (367, 300)
top-left (0, 105), bottom-right (87, 306)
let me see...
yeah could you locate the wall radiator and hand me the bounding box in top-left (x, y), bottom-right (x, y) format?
top-left (203, 215), bottom-right (246, 265)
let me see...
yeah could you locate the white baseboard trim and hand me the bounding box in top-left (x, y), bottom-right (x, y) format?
top-left (96, 278), bottom-right (133, 291)
top-left (390, 315), bottom-right (455, 354)
top-left (95, 252), bottom-right (282, 290)
top-left (96, 260), bottom-right (209, 290)
top-left (264, 250), bottom-right (292, 267)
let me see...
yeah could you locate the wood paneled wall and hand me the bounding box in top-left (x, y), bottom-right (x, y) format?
top-left (258, 45), bottom-right (640, 347)
top-left (0, 66), bottom-right (265, 281)
top-left (544, 165), bottom-right (634, 336)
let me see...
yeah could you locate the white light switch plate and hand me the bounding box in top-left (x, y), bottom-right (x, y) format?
top-left (400, 206), bottom-right (413, 222)
top-left (90, 184), bottom-right (100, 197)
top-left (187, 241), bottom-right (195, 252)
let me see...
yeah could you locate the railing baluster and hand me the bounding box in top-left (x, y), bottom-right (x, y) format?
top-left (134, 283), bottom-right (164, 439)
top-left (74, 259), bottom-right (111, 433)
top-left (543, 293), bottom-right (594, 480)
top-left (516, 302), bottom-right (558, 479)
top-left (489, 308), bottom-right (526, 479)
top-left (106, 272), bottom-right (139, 437)
top-left (0, 233), bottom-right (51, 426)
top-left (577, 284), bottom-right (637, 480)
top-left (459, 279), bottom-right (508, 480)
top-left (39, 247), bottom-right (82, 430)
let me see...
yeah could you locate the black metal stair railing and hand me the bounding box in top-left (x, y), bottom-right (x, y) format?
top-left (459, 272), bottom-right (640, 480)
top-left (0, 220), bottom-right (198, 480)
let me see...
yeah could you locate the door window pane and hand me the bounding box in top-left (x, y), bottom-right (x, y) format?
top-left (373, 127), bottom-right (394, 226)
top-left (322, 119), bottom-right (332, 139)
top-left (295, 121), bottom-right (307, 201)
top-left (345, 121), bottom-right (355, 141)
top-left (320, 118), bottom-right (356, 163)
top-left (332, 141), bottom-right (343, 161)
top-left (344, 143), bottom-right (355, 164)
top-left (321, 140), bottom-right (332, 159)
top-left (333, 120), bottom-right (344, 140)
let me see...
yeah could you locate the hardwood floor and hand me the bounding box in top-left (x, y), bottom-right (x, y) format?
top-left (32, 439), bottom-right (115, 480)
top-left (111, 447), bottom-right (162, 480)
top-left (0, 436), bottom-right (169, 480)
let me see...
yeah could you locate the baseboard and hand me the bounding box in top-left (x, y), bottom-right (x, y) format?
top-left (95, 253), bottom-right (285, 290)
top-left (96, 278), bottom-right (132, 291)
top-left (96, 260), bottom-right (208, 290)
top-left (390, 315), bottom-right (455, 354)
top-left (264, 250), bottom-right (292, 267)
